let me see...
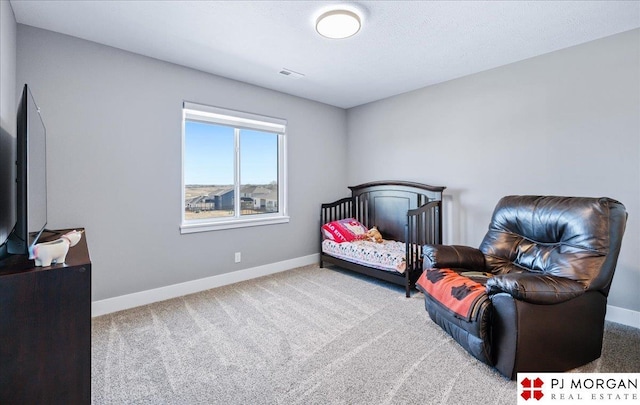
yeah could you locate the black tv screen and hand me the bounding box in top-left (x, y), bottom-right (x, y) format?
top-left (5, 84), bottom-right (47, 257)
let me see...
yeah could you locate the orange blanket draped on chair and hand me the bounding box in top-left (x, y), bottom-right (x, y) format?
top-left (416, 268), bottom-right (487, 321)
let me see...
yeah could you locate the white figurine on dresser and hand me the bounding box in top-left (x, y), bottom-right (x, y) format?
top-left (29, 229), bottom-right (84, 266)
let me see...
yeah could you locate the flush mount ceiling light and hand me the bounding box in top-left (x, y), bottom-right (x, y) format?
top-left (315, 9), bottom-right (361, 39)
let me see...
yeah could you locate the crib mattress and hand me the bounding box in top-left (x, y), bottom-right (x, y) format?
top-left (321, 239), bottom-right (407, 274)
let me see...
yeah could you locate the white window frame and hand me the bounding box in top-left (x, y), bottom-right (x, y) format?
top-left (180, 101), bottom-right (289, 233)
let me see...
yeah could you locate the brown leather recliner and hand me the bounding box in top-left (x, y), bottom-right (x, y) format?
top-left (418, 196), bottom-right (627, 379)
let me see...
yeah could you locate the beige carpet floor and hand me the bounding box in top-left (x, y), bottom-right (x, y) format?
top-left (91, 265), bottom-right (640, 404)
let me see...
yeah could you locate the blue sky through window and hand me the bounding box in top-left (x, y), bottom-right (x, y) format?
top-left (184, 121), bottom-right (278, 185)
top-left (240, 129), bottom-right (278, 186)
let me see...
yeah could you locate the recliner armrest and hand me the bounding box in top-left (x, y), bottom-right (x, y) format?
top-left (422, 245), bottom-right (486, 270)
top-left (486, 273), bottom-right (585, 304)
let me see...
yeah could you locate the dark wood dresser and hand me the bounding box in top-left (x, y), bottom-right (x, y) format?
top-left (0, 229), bottom-right (91, 404)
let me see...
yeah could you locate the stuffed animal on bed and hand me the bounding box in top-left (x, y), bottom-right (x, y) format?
top-left (364, 226), bottom-right (383, 243)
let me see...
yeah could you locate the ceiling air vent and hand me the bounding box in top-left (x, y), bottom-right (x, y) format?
top-left (279, 68), bottom-right (305, 79)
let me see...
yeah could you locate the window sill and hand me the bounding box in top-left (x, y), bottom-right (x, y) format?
top-left (180, 215), bottom-right (290, 234)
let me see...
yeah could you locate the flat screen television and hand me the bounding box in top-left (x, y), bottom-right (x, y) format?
top-left (1, 84), bottom-right (47, 259)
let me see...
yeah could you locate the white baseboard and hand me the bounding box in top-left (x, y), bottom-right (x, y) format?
top-left (91, 253), bottom-right (319, 317)
top-left (606, 305), bottom-right (640, 329)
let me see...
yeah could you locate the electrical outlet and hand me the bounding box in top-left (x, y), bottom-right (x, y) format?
top-left (234, 252), bottom-right (241, 263)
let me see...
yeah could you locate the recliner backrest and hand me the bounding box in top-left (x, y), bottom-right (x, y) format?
top-left (479, 195), bottom-right (627, 293)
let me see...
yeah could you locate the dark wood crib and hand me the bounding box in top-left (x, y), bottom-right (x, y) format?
top-left (320, 181), bottom-right (445, 297)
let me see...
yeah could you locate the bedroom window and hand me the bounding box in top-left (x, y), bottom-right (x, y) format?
top-left (180, 101), bottom-right (288, 233)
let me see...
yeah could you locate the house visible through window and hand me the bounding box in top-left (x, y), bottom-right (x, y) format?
top-left (181, 102), bottom-right (288, 233)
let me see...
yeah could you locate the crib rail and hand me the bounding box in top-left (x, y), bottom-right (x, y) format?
top-left (320, 197), bottom-right (356, 224)
top-left (406, 200), bottom-right (442, 273)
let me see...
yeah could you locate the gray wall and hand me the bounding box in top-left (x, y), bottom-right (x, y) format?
top-left (0, 0), bottom-right (17, 246)
top-left (347, 29), bottom-right (640, 312)
top-left (17, 25), bottom-right (348, 301)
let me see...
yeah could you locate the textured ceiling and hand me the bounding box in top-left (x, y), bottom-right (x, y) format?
top-left (9, 0), bottom-right (640, 108)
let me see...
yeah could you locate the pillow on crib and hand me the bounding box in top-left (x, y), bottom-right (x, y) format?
top-left (322, 218), bottom-right (368, 243)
